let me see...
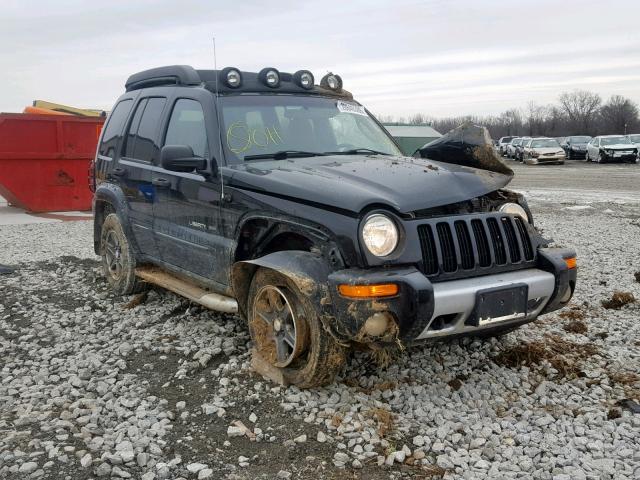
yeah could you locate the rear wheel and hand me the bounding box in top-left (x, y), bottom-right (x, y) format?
top-left (100, 213), bottom-right (145, 295)
top-left (248, 268), bottom-right (345, 388)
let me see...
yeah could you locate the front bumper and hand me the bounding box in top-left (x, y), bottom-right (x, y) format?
top-left (525, 155), bottom-right (565, 165)
top-left (326, 247), bottom-right (576, 344)
top-left (603, 152), bottom-right (637, 162)
top-left (568, 148), bottom-right (587, 158)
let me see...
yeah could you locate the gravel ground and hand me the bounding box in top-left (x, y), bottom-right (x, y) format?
top-left (1, 170), bottom-right (639, 479)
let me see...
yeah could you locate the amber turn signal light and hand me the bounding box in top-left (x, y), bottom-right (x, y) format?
top-left (338, 284), bottom-right (399, 298)
top-left (564, 256), bottom-right (577, 269)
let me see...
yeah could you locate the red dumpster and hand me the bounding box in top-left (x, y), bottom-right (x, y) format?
top-left (0, 113), bottom-right (104, 212)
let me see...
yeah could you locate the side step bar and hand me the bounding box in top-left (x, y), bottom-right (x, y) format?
top-left (135, 267), bottom-right (238, 314)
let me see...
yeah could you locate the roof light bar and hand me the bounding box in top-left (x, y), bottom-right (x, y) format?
top-left (321, 72), bottom-right (342, 91)
top-left (220, 67), bottom-right (242, 88)
top-left (259, 67), bottom-right (280, 88)
top-left (293, 70), bottom-right (314, 90)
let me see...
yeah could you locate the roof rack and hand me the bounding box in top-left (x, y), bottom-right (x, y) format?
top-left (125, 65), bottom-right (202, 91)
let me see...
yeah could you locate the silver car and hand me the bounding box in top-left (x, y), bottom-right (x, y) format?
top-left (626, 134), bottom-right (640, 162)
top-left (522, 138), bottom-right (566, 165)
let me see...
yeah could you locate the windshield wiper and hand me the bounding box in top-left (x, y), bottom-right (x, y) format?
top-left (324, 148), bottom-right (389, 156)
top-left (243, 150), bottom-right (326, 161)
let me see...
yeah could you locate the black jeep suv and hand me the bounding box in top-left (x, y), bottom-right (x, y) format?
top-left (93, 65), bottom-right (577, 388)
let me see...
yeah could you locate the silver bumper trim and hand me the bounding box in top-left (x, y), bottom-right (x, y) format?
top-left (416, 268), bottom-right (555, 340)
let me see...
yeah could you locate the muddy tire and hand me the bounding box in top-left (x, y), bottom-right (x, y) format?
top-left (100, 213), bottom-right (145, 296)
top-left (247, 268), bottom-right (345, 388)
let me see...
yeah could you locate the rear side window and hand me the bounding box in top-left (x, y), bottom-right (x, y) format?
top-left (123, 97), bottom-right (166, 162)
top-left (164, 99), bottom-right (209, 158)
top-left (99, 99), bottom-right (133, 157)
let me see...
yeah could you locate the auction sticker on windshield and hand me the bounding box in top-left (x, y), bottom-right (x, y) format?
top-left (337, 100), bottom-right (367, 116)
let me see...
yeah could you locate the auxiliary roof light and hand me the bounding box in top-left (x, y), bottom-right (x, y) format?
top-left (221, 67), bottom-right (242, 88)
top-left (259, 67), bottom-right (280, 88)
top-left (321, 72), bottom-right (343, 91)
top-left (294, 70), bottom-right (314, 89)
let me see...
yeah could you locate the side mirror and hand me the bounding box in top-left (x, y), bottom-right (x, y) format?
top-left (160, 145), bottom-right (207, 173)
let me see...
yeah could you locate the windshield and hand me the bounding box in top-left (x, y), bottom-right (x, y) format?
top-left (219, 95), bottom-right (402, 162)
top-left (568, 136), bottom-right (591, 143)
top-left (530, 139), bottom-right (560, 148)
top-left (600, 136), bottom-right (631, 146)
top-left (512, 139), bottom-right (521, 145)
top-left (628, 135), bottom-right (640, 143)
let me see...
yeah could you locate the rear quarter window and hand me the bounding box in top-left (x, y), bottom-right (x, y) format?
top-left (123, 97), bottom-right (167, 162)
top-left (99, 99), bottom-right (133, 157)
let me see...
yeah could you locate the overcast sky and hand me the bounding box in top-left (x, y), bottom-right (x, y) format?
top-left (2, 0), bottom-right (639, 118)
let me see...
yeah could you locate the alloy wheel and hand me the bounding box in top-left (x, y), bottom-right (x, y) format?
top-left (104, 230), bottom-right (123, 280)
top-left (251, 285), bottom-right (308, 367)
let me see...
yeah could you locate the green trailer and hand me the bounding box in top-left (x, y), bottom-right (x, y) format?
top-left (383, 124), bottom-right (442, 156)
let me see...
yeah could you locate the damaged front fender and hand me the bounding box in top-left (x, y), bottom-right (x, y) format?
top-left (231, 250), bottom-right (332, 320)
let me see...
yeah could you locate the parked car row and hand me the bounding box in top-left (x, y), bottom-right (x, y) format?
top-left (497, 134), bottom-right (640, 165)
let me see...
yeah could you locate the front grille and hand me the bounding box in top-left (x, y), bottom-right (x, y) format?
top-left (417, 213), bottom-right (536, 278)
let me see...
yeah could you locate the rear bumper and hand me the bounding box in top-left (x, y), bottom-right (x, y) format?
top-left (326, 247), bottom-right (576, 344)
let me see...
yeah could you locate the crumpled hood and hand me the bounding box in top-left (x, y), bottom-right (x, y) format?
top-left (225, 154), bottom-right (511, 214)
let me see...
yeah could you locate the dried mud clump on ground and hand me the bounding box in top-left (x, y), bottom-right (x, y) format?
top-left (563, 320), bottom-right (588, 335)
top-left (560, 308), bottom-right (588, 334)
top-left (493, 334), bottom-right (599, 378)
top-left (601, 291), bottom-right (636, 309)
top-left (559, 308), bottom-right (585, 321)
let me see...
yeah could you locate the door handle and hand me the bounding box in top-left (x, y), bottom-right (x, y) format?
top-left (152, 177), bottom-right (171, 187)
top-left (112, 167), bottom-right (126, 177)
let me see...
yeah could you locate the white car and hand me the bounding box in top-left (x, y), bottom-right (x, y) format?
top-left (497, 136), bottom-right (517, 156)
top-left (522, 138), bottom-right (566, 165)
top-left (506, 137), bottom-right (523, 159)
top-left (585, 135), bottom-right (638, 163)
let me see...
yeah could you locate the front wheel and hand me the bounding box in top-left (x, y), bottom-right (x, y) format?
top-left (100, 213), bottom-right (145, 295)
top-left (247, 268), bottom-right (345, 388)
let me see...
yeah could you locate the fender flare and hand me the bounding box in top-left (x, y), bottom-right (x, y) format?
top-left (231, 250), bottom-right (332, 320)
top-left (93, 184), bottom-right (137, 254)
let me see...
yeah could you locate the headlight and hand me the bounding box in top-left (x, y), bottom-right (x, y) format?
top-left (321, 72), bottom-right (343, 91)
top-left (498, 203), bottom-right (527, 220)
top-left (259, 67), bottom-right (280, 88)
top-left (362, 214), bottom-right (398, 257)
top-left (221, 67), bottom-right (242, 88)
top-left (293, 70), bottom-right (314, 89)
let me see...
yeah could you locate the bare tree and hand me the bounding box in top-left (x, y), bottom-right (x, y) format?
top-left (558, 90), bottom-right (602, 135)
top-left (599, 95), bottom-right (639, 134)
top-left (375, 114), bottom-right (395, 123)
top-left (375, 89), bottom-right (636, 139)
top-left (499, 109), bottom-right (523, 136)
top-left (409, 113), bottom-right (427, 125)
top-left (526, 102), bottom-right (552, 136)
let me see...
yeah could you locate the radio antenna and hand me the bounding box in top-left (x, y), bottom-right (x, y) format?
top-left (213, 37), bottom-right (226, 200)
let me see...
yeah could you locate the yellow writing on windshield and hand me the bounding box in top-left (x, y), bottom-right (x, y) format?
top-left (226, 121), bottom-right (283, 154)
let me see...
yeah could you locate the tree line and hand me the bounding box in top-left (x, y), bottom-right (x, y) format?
top-left (377, 90), bottom-right (640, 139)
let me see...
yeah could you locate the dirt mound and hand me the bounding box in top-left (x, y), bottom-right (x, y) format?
top-left (601, 291), bottom-right (636, 309)
top-left (494, 334), bottom-right (599, 378)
